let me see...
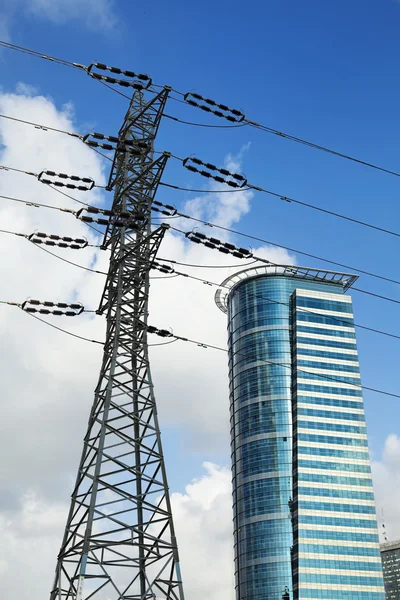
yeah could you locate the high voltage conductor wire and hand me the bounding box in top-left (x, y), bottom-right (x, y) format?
top-left (0, 163), bottom-right (105, 235)
top-left (3, 169), bottom-right (400, 299)
top-left (155, 263), bottom-right (400, 342)
top-left (3, 184), bottom-right (400, 299)
top-left (166, 224), bottom-right (400, 308)
top-left (157, 204), bottom-right (400, 288)
top-left (1, 220), bottom-right (397, 342)
top-left (158, 258), bottom-right (260, 269)
top-left (0, 112), bottom-right (81, 137)
top-left (24, 311), bottom-right (104, 345)
top-left (0, 39), bottom-right (86, 70)
top-left (0, 163), bottom-right (105, 199)
top-left (1, 163), bottom-right (108, 237)
top-left (157, 256), bottom-right (400, 308)
top-left (149, 329), bottom-right (400, 400)
top-left (95, 79), bottom-right (246, 130)
top-left (3, 110), bottom-right (399, 241)
top-left (24, 231), bottom-right (400, 337)
top-left (1, 38), bottom-right (399, 180)
top-left (167, 155), bottom-right (400, 240)
top-left (0, 113), bottom-right (113, 166)
top-left (32, 242), bottom-right (107, 275)
top-left (4, 291), bottom-right (399, 400)
top-left (161, 182), bottom-right (253, 194)
top-left (0, 227), bottom-right (105, 274)
top-left (1, 110), bottom-right (399, 288)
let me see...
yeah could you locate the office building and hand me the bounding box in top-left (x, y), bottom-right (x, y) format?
top-left (381, 539), bottom-right (400, 600)
top-left (215, 264), bottom-right (385, 600)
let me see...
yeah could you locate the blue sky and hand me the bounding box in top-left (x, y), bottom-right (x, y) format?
top-left (1, 0), bottom-right (400, 489)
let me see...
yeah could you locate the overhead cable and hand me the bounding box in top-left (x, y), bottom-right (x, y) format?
top-left (175, 154), bottom-right (400, 239)
top-left (2, 182), bottom-right (400, 295)
top-left (167, 226), bottom-right (400, 304)
top-left (147, 326), bottom-right (400, 400)
top-left (24, 311), bottom-right (104, 345)
top-left (2, 38), bottom-right (400, 179)
top-left (152, 260), bottom-right (400, 342)
top-left (161, 198), bottom-right (400, 288)
top-left (4, 109), bottom-right (397, 240)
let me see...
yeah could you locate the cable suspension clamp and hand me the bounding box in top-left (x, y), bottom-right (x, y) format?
top-left (147, 325), bottom-right (174, 338)
top-left (87, 62), bottom-right (152, 90)
top-left (183, 156), bottom-right (247, 188)
top-left (28, 232), bottom-right (88, 249)
top-left (151, 200), bottom-right (177, 216)
top-left (151, 261), bottom-right (175, 274)
top-left (185, 230), bottom-right (253, 258)
top-left (76, 207), bottom-right (139, 228)
top-left (21, 299), bottom-right (84, 316)
top-left (38, 170), bottom-right (94, 191)
top-left (82, 132), bottom-right (149, 154)
top-left (183, 92), bottom-right (245, 123)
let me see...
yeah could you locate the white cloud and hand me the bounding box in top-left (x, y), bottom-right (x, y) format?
top-left (0, 463), bottom-right (234, 599)
top-left (0, 0), bottom-right (118, 36)
top-left (372, 434), bottom-right (400, 542)
top-left (0, 13), bottom-right (11, 43)
top-left (0, 85), bottom-right (293, 596)
top-left (27, 0), bottom-right (118, 30)
top-left (172, 463), bottom-right (234, 600)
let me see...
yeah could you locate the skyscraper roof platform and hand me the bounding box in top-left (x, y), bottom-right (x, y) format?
top-left (214, 263), bottom-right (358, 313)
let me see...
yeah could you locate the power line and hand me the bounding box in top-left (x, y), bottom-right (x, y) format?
top-left (245, 120), bottom-right (400, 179)
top-left (17, 292), bottom-right (400, 400)
top-left (167, 225), bottom-right (400, 309)
top-left (19, 221), bottom-right (399, 346)
top-left (3, 174), bottom-right (400, 300)
top-left (0, 192), bottom-right (75, 214)
top-left (0, 162), bottom-right (96, 209)
top-left (13, 227), bottom-right (399, 340)
top-left (3, 182), bottom-right (400, 299)
top-left (148, 338), bottom-right (179, 347)
top-left (5, 108), bottom-right (398, 241)
top-left (154, 259), bottom-right (400, 343)
top-left (0, 39), bottom-right (86, 70)
top-left (31, 241), bottom-right (107, 275)
top-left (158, 258), bottom-right (259, 269)
top-left (24, 311), bottom-right (104, 344)
top-left (11, 289), bottom-right (400, 397)
top-left (94, 81), bottom-right (246, 131)
top-left (161, 181), bottom-right (253, 194)
top-left (352, 287), bottom-right (400, 306)
top-left (252, 184), bottom-right (400, 239)
top-left (2, 38), bottom-right (399, 180)
top-left (148, 326), bottom-right (400, 400)
top-left (0, 113), bottom-right (113, 165)
top-left (0, 193), bottom-right (117, 242)
top-left (2, 112), bottom-right (400, 298)
top-left (163, 113), bottom-right (247, 129)
top-left (0, 112), bottom-right (81, 137)
top-left (165, 205), bottom-right (400, 288)
top-left (171, 154), bottom-right (400, 240)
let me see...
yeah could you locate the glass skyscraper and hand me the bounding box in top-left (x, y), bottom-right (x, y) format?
top-left (215, 265), bottom-right (385, 600)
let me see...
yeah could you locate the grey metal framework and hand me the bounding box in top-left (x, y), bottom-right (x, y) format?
top-left (50, 87), bottom-right (185, 600)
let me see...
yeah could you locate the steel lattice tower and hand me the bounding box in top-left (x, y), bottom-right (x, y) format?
top-left (50, 86), bottom-right (185, 600)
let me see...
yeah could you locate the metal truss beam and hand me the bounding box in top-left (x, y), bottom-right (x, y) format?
top-left (50, 87), bottom-right (184, 600)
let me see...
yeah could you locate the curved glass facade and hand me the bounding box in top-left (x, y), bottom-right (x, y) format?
top-left (226, 272), bottom-right (385, 600)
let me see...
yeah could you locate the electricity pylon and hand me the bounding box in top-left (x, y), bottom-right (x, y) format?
top-left (50, 86), bottom-right (185, 600)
